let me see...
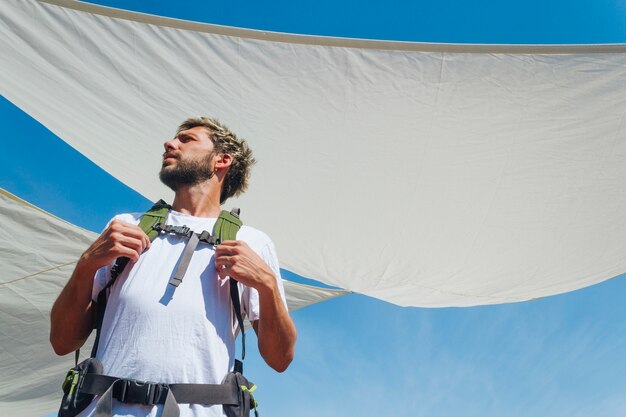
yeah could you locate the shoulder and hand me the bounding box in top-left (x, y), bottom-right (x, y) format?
top-left (236, 224), bottom-right (274, 250)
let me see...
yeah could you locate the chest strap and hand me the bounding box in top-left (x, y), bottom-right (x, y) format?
top-left (151, 223), bottom-right (219, 288)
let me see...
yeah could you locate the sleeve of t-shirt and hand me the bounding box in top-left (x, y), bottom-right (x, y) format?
top-left (90, 213), bottom-right (142, 302)
top-left (242, 239), bottom-right (288, 322)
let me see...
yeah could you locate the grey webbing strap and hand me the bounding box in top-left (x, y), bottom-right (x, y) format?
top-left (93, 378), bottom-right (121, 417)
top-left (162, 390), bottom-right (180, 417)
top-left (92, 378), bottom-right (180, 417)
top-left (83, 374), bottom-right (239, 410)
top-left (170, 383), bottom-right (239, 405)
top-left (169, 232), bottom-right (200, 287)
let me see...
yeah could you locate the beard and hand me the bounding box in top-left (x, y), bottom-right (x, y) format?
top-left (159, 153), bottom-right (214, 191)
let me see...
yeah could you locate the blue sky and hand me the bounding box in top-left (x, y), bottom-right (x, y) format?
top-left (2, 0), bottom-right (626, 416)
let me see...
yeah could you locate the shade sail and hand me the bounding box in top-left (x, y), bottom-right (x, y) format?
top-left (0, 188), bottom-right (347, 416)
top-left (2, 0), bottom-right (626, 309)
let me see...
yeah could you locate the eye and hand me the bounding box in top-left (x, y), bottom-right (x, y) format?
top-left (179, 135), bottom-right (194, 143)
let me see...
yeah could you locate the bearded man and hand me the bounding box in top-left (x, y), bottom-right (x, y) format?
top-left (50, 118), bottom-right (296, 417)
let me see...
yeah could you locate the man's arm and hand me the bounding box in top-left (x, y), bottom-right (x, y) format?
top-left (215, 241), bottom-right (296, 372)
top-left (50, 220), bottom-right (150, 356)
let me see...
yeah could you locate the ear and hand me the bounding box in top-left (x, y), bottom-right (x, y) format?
top-left (213, 153), bottom-right (233, 171)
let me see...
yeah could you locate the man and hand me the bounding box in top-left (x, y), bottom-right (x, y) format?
top-left (50, 117), bottom-right (297, 416)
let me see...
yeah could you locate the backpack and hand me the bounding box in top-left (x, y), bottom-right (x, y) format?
top-left (59, 200), bottom-right (258, 417)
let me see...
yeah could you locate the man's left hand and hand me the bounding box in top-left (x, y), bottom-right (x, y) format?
top-left (214, 240), bottom-right (276, 293)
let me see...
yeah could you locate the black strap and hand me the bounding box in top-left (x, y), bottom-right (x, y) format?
top-left (90, 280), bottom-right (112, 358)
top-left (213, 209), bottom-right (246, 364)
top-left (230, 278), bottom-right (246, 362)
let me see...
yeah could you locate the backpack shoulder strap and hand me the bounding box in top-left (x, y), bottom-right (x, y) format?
top-left (108, 199), bottom-right (171, 287)
top-left (90, 200), bottom-right (171, 358)
top-left (108, 199), bottom-right (171, 282)
top-left (138, 199), bottom-right (172, 240)
top-left (212, 208), bottom-right (246, 368)
top-left (212, 208), bottom-right (242, 243)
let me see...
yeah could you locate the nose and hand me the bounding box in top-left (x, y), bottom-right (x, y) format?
top-left (164, 138), bottom-right (179, 151)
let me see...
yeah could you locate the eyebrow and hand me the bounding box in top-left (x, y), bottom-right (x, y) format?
top-left (175, 132), bottom-right (197, 140)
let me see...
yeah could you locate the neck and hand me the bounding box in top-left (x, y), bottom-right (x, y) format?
top-left (171, 181), bottom-right (221, 217)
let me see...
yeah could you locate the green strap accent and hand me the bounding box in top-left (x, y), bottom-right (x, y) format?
top-left (241, 384), bottom-right (256, 394)
top-left (213, 209), bottom-right (242, 243)
top-left (62, 369), bottom-right (79, 396)
top-left (138, 199), bottom-right (171, 241)
top-left (241, 385), bottom-right (259, 410)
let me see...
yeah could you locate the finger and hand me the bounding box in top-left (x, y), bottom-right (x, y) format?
top-left (214, 255), bottom-right (235, 268)
top-left (217, 240), bottom-right (238, 246)
top-left (112, 243), bottom-right (143, 262)
top-left (126, 224), bottom-right (151, 250)
top-left (142, 230), bottom-right (150, 250)
top-left (110, 232), bottom-right (146, 254)
top-left (216, 240), bottom-right (240, 251)
top-left (109, 220), bottom-right (148, 237)
top-left (216, 263), bottom-right (233, 279)
top-left (108, 219), bottom-right (142, 235)
top-left (215, 244), bottom-right (241, 257)
top-left (120, 224), bottom-right (151, 250)
top-left (102, 228), bottom-right (147, 253)
top-left (132, 225), bottom-right (150, 250)
top-left (112, 224), bottom-right (151, 252)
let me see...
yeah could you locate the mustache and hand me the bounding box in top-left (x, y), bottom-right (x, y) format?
top-left (162, 151), bottom-right (180, 159)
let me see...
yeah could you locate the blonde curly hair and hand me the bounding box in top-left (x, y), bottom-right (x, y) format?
top-left (177, 117), bottom-right (256, 204)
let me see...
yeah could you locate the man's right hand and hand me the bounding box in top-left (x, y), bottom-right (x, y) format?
top-left (50, 219), bottom-right (150, 356)
top-left (79, 219), bottom-right (151, 270)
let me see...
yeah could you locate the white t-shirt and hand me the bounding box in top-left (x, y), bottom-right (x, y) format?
top-left (78, 210), bottom-right (286, 417)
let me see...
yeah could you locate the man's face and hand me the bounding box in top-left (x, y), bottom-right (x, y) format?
top-left (159, 126), bottom-right (217, 191)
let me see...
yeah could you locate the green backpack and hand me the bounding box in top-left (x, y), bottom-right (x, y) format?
top-left (94, 199), bottom-right (246, 359)
top-left (59, 200), bottom-right (259, 417)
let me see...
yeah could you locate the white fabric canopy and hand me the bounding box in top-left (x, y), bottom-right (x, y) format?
top-left (0, 188), bottom-right (347, 416)
top-left (2, 0), bottom-right (626, 308)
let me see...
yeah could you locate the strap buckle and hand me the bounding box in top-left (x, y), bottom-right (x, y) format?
top-left (198, 230), bottom-right (219, 245)
top-left (169, 225), bottom-right (192, 237)
top-left (117, 379), bottom-right (168, 405)
top-left (154, 223), bottom-right (194, 239)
